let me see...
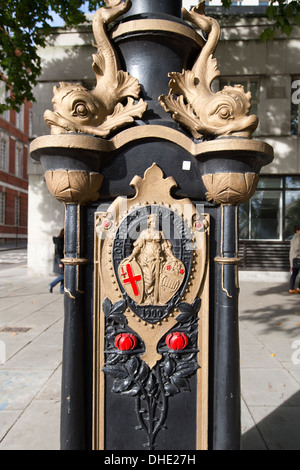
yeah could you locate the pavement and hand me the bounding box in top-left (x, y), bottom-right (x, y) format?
top-left (0, 248), bottom-right (300, 450)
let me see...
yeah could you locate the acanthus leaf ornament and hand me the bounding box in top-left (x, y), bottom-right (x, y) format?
top-left (44, 169), bottom-right (103, 204)
top-left (44, 0), bottom-right (147, 137)
top-left (202, 172), bottom-right (259, 205)
top-left (158, 1), bottom-right (258, 140)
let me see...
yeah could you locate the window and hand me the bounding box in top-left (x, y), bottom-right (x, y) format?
top-left (0, 133), bottom-right (8, 172)
top-left (239, 176), bottom-right (300, 241)
top-left (15, 196), bottom-right (20, 226)
top-left (15, 104), bottom-right (24, 132)
top-left (0, 81), bottom-right (10, 122)
top-left (29, 109), bottom-right (33, 137)
top-left (15, 142), bottom-right (23, 178)
top-left (219, 77), bottom-right (259, 118)
top-left (0, 192), bottom-right (5, 225)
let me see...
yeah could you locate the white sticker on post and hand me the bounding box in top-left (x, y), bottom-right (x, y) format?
top-left (182, 161), bottom-right (191, 170)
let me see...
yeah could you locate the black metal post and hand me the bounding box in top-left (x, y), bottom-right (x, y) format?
top-left (124, 0), bottom-right (182, 17)
top-left (213, 204), bottom-right (241, 449)
top-left (60, 203), bottom-right (86, 449)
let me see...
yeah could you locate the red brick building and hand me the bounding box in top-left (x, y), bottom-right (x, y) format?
top-left (0, 100), bottom-right (31, 246)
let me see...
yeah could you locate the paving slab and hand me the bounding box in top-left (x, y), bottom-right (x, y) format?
top-left (239, 280), bottom-right (300, 450)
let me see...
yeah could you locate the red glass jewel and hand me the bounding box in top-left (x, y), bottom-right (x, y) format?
top-left (166, 332), bottom-right (188, 350)
top-left (115, 333), bottom-right (137, 351)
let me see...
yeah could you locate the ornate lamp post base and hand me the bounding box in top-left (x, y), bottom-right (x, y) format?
top-left (30, 0), bottom-right (273, 450)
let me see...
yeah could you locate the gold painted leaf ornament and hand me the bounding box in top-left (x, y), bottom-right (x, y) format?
top-left (44, 170), bottom-right (103, 204)
top-left (202, 172), bottom-right (259, 205)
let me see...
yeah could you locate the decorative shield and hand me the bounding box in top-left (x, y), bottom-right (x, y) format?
top-left (159, 258), bottom-right (185, 305)
top-left (118, 258), bottom-right (144, 304)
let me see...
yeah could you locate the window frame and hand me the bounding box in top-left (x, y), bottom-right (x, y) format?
top-left (0, 132), bottom-right (9, 172)
top-left (15, 141), bottom-right (23, 178)
top-left (15, 104), bottom-right (24, 132)
top-left (239, 175), bottom-right (300, 242)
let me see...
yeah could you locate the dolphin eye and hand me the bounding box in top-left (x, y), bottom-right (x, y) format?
top-left (216, 105), bottom-right (232, 120)
top-left (72, 101), bottom-right (88, 117)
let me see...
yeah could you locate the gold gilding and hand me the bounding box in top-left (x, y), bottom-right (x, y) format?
top-left (159, 1), bottom-right (258, 139)
top-left (44, 0), bottom-right (147, 137)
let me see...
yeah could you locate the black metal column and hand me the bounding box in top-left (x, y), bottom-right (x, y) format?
top-left (123, 0), bottom-right (182, 17)
top-left (213, 204), bottom-right (240, 449)
top-left (60, 203), bottom-right (86, 449)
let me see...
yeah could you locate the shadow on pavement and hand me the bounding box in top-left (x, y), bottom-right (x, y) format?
top-left (242, 390), bottom-right (300, 450)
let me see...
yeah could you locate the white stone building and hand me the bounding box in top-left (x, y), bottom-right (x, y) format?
top-left (28, 2), bottom-right (300, 277)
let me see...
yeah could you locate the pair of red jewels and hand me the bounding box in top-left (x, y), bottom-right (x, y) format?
top-left (115, 331), bottom-right (188, 351)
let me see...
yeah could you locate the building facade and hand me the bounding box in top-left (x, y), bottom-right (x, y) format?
top-left (0, 88), bottom-right (31, 247)
top-left (27, 1), bottom-right (300, 276)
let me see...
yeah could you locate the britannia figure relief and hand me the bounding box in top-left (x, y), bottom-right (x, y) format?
top-left (118, 214), bottom-right (185, 305)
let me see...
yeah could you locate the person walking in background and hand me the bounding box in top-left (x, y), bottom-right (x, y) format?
top-left (289, 225), bottom-right (300, 293)
top-left (48, 228), bottom-right (64, 294)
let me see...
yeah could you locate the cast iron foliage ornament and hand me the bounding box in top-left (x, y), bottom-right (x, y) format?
top-left (44, 0), bottom-right (147, 137)
top-left (102, 297), bottom-right (201, 449)
top-left (159, 1), bottom-right (258, 140)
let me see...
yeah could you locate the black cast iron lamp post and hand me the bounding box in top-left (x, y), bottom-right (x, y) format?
top-left (30, 0), bottom-right (273, 450)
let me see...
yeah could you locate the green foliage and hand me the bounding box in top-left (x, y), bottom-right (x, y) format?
top-left (222, 0), bottom-right (300, 42)
top-left (260, 0), bottom-right (300, 41)
top-left (0, 0), bottom-right (105, 112)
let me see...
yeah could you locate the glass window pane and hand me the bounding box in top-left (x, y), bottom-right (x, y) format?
top-left (285, 190), bottom-right (300, 240)
top-left (257, 176), bottom-right (282, 189)
top-left (250, 190), bottom-right (281, 239)
top-left (239, 202), bottom-right (249, 239)
top-left (285, 177), bottom-right (300, 188)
